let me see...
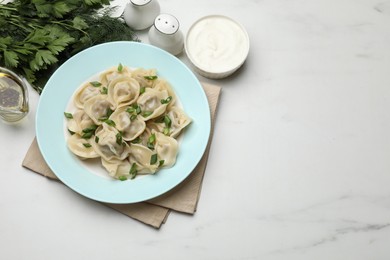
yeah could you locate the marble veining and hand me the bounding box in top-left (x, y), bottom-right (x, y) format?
top-left (2, 0), bottom-right (390, 259)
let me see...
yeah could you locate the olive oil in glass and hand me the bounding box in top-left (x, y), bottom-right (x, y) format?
top-left (0, 67), bottom-right (29, 122)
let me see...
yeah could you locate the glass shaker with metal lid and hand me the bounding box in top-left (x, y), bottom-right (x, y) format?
top-left (0, 67), bottom-right (29, 122)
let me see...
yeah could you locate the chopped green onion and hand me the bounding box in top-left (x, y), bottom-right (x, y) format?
top-left (106, 108), bottom-right (114, 117)
top-left (95, 136), bottom-right (99, 143)
top-left (116, 132), bottom-right (123, 145)
top-left (68, 129), bottom-right (75, 135)
top-left (144, 75), bottom-right (158, 80)
top-left (129, 163), bottom-right (137, 179)
top-left (98, 107), bottom-right (113, 121)
top-left (90, 81), bottom-right (102, 87)
top-left (164, 115), bottom-right (172, 128)
top-left (140, 86), bottom-right (146, 94)
top-left (126, 107), bottom-right (135, 114)
top-left (158, 160), bottom-right (165, 167)
top-left (118, 176), bottom-right (127, 181)
top-left (147, 133), bottom-right (156, 149)
top-left (104, 119), bottom-right (116, 127)
top-left (98, 116), bottom-right (108, 122)
top-left (82, 125), bottom-right (98, 133)
top-left (161, 96), bottom-right (172, 104)
top-left (82, 132), bottom-right (93, 139)
top-left (83, 143), bottom-right (92, 148)
top-left (130, 114), bottom-right (137, 121)
top-left (135, 105), bottom-right (141, 114)
top-left (131, 137), bottom-right (141, 144)
top-left (64, 112), bottom-right (73, 119)
top-left (142, 111), bottom-right (153, 118)
top-left (117, 63), bottom-right (123, 72)
top-left (148, 133), bottom-right (156, 143)
top-left (128, 104), bottom-right (141, 115)
top-left (100, 86), bottom-right (108, 95)
top-left (163, 127), bottom-right (170, 136)
top-left (154, 116), bottom-right (165, 123)
top-left (150, 154), bottom-right (158, 165)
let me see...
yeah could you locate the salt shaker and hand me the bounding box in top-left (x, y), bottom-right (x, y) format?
top-left (123, 0), bottom-right (160, 30)
top-left (148, 14), bottom-right (184, 56)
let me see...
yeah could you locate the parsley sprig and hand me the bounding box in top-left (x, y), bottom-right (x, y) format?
top-left (0, 0), bottom-right (139, 93)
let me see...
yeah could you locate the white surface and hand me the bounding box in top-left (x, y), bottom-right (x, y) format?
top-left (2, 0), bottom-right (390, 259)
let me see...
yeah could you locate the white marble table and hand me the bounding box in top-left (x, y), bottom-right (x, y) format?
top-left (1, 0), bottom-right (390, 259)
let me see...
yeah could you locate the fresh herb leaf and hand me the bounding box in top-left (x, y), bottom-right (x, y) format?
top-left (126, 107), bottom-right (135, 114)
top-left (116, 132), bottom-right (123, 145)
top-left (130, 114), bottom-right (137, 121)
top-left (164, 115), bottom-right (172, 128)
top-left (98, 116), bottom-right (108, 122)
top-left (142, 111), bottom-right (153, 118)
top-left (163, 127), bottom-right (170, 136)
top-left (118, 176), bottom-right (127, 181)
top-left (129, 163), bottom-right (137, 179)
top-left (150, 154), bottom-right (158, 165)
top-left (140, 86), bottom-right (145, 94)
top-left (117, 63), bottom-right (123, 72)
top-left (144, 75), bottom-right (157, 80)
top-left (161, 96), bottom-right (172, 104)
top-left (131, 137), bottom-right (141, 144)
top-left (147, 133), bottom-right (156, 150)
top-left (64, 112), bottom-right (73, 119)
top-left (158, 160), bottom-right (165, 167)
top-left (0, 1), bottom-right (139, 93)
top-left (133, 104), bottom-right (141, 114)
top-left (104, 119), bottom-right (116, 127)
top-left (100, 86), bottom-right (108, 94)
top-left (90, 81), bottom-right (102, 87)
top-left (82, 132), bottom-right (93, 139)
top-left (82, 125), bottom-right (98, 133)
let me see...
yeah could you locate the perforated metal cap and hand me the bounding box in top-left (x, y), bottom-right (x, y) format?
top-left (154, 14), bottom-right (179, 35)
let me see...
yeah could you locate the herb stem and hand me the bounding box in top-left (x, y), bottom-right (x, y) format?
top-left (51, 20), bottom-right (90, 37)
top-left (0, 5), bottom-right (17, 11)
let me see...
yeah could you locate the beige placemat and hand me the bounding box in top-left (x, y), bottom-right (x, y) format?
top-left (22, 83), bottom-right (221, 229)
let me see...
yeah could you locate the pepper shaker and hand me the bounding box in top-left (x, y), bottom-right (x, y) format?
top-left (123, 0), bottom-right (160, 30)
top-left (0, 67), bottom-right (29, 123)
top-left (148, 14), bottom-right (184, 56)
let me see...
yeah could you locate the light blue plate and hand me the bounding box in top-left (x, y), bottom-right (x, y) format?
top-left (36, 42), bottom-right (211, 204)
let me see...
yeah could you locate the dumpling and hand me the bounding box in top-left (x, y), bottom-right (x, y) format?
top-left (131, 68), bottom-right (158, 88)
top-left (91, 124), bottom-right (130, 161)
top-left (107, 76), bottom-right (140, 108)
top-left (84, 95), bottom-right (114, 125)
top-left (99, 65), bottom-right (132, 86)
top-left (67, 134), bottom-right (99, 159)
top-left (128, 144), bottom-right (158, 174)
top-left (145, 120), bottom-right (164, 134)
top-left (166, 107), bottom-right (192, 138)
top-left (137, 88), bottom-right (169, 121)
top-left (154, 132), bottom-right (178, 167)
top-left (73, 81), bottom-right (101, 109)
top-left (67, 109), bottom-right (95, 135)
top-left (101, 158), bottom-right (131, 178)
top-left (152, 79), bottom-right (176, 109)
top-left (109, 107), bottom-right (146, 141)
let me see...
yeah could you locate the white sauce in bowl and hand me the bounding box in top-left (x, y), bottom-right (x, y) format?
top-left (185, 15), bottom-right (249, 77)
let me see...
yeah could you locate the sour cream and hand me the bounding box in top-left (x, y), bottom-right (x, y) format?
top-left (185, 15), bottom-right (250, 78)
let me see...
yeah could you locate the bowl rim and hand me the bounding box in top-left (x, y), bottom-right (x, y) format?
top-left (184, 14), bottom-right (250, 76)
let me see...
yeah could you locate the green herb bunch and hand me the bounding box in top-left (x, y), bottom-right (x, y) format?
top-left (0, 0), bottom-right (139, 93)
